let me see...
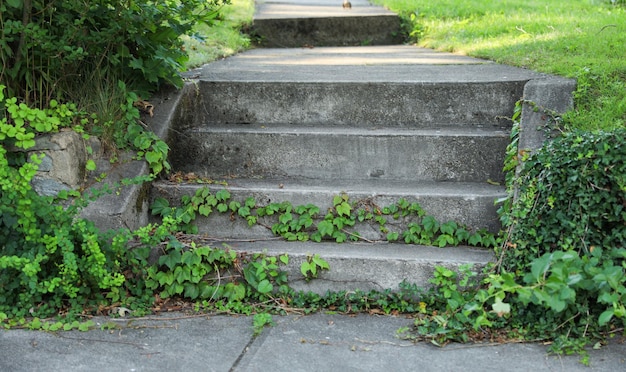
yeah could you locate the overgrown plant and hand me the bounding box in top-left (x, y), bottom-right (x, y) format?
top-left (0, 88), bottom-right (126, 320)
top-left (0, 0), bottom-right (227, 106)
top-left (151, 190), bottom-right (498, 248)
top-left (399, 123), bottom-right (626, 362)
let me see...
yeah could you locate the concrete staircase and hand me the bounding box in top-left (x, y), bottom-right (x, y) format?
top-left (148, 0), bottom-right (575, 293)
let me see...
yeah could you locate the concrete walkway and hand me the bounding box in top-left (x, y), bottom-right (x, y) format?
top-left (2, 313), bottom-right (625, 371)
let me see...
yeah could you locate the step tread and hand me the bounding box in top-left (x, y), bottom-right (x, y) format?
top-left (254, 0), bottom-right (396, 20)
top-left (210, 240), bottom-right (494, 292)
top-left (189, 124), bottom-right (512, 135)
top-left (214, 240), bottom-right (493, 262)
top-left (156, 178), bottom-right (506, 198)
top-left (186, 46), bottom-right (546, 83)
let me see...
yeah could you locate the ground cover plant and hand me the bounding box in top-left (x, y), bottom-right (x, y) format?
top-left (374, 0), bottom-right (626, 131)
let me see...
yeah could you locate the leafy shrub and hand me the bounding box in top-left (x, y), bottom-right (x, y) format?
top-left (498, 129), bottom-right (626, 347)
top-left (0, 0), bottom-right (225, 106)
top-left (0, 91), bottom-right (126, 319)
top-left (500, 129), bottom-right (626, 273)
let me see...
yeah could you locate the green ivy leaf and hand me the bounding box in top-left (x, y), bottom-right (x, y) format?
top-left (184, 284), bottom-right (199, 299)
top-left (336, 201), bottom-right (351, 217)
top-left (6, 0), bottom-right (22, 9)
top-left (257, 279), bottom-right (273, 294)
top-left (317, 220), bottom-right (335, 237)
top-left (598, 309), bottom-right (614, 326)
top-left (85, 159), bottom-right (97, 171)
top-left (312, 255), bottom-right (329, 270)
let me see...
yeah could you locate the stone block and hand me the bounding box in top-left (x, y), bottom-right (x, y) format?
top-left (27, 130), bottom-right (87, 196)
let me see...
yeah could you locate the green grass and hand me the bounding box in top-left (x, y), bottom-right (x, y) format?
top-left (182, 0), bottom-right (255, 68)
top-left (372, 0), bottom-right (626, 131)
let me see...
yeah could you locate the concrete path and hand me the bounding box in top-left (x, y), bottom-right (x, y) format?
top-left (2, 313), bottom-right (625, 371)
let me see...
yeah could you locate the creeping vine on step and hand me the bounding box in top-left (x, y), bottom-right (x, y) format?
top-left (151, 189), bottom-right (498, 248)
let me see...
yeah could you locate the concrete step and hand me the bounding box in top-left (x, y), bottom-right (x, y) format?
top-left (150, 42), bottom-right (559, 294)
top-left (251, 0), bottom-right (403, 47)
top-left (150, 178), bottom-right (505, 233)
top-left (168, 125), bottom-right (510, 183)
top-left (183, 46), bottom-right (546, 128)
top-left (184, 240), bottom-right (494, 293)
top-left (190, 80), bottom-right (524, 128)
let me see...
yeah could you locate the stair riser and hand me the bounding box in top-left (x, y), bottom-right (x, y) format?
top-left (169, 129), bottom-right (509, 183)
top-left (150, 184), bottom-right (504, 234)
top-left (192, 81), bottom-right (524, 128)
top-left (252, 15), bottom-right (403, 47)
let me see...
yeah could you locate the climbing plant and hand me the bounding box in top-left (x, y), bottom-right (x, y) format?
top-left (151, 189), bottom-right (498, 248)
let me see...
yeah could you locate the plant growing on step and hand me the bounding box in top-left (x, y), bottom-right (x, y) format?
top-left (143, 227), bottom-right (292, 302)
top-left (252, 313), bottom-right (274, 336)
top-left (300, 254), bottom-right (330, 281)
top-left (151, 189), bottom-right (498, 248)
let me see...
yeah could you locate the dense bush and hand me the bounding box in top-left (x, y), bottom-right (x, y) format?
top-left (0, 0), bottom-right (225, 106)
top-left (500, 128), bottom-right (626, 273)
top-left (494, 129), bottom-right (626, 352)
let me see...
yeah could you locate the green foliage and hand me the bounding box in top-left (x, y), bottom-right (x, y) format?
top-left (300, 254), bottom-right (330, 281)
top-left (0, 89), bottom-right (127, 320)
top-left (119, 86), bottom-right (171, 176)
top-left (143, 227), bottom-right (291, 303)
top-left (252, 313), bottom-right (274, 336)
top-left (0, 0), bottom-right (226, 106)
top-left (152, 189), bottom-right (497, 248)
top-left (398, 127), bottom-right (626, 361)
top-left (0, 84), bottom-right (161, 323)
top-left (375, 0), bottom-right (626, 131)
top-left (499, 128), bottom-right (626, 273)
top-left (183, 0), bottom-right (254, 68)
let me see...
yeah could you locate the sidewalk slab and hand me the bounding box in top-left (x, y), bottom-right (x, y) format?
top-left (0, 314), bottom-right (253, 372)
top-left (2, 313), bottom-right (625, 371)
top-left (239, 313), bottom-right (626, 371)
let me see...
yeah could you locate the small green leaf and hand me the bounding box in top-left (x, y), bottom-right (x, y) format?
top-left (81, 157), bottom-right (96, 171)
top-left (336, 201), bottom-right (351, 217)
top-left (279, 254), bottom-right (289, 265)
top-left (317, 220), bottom-right (335, 237)
top-left (598, 309), bottom-right (614, 326)
top-left (491, 298), bottom-right (511, 317)
top-left (257, 279), bottom-right (273, 294)
top-left (312, 254), bottom-right (330, 270)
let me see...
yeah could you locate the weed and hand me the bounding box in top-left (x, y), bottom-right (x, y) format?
top-left (252, 313), bottom-right (274, 336)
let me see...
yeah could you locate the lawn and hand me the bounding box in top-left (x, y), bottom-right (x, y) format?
top-left (371, 0), bottom-right (626, 131)
top-left (182, 0), bottom-right (255, 68)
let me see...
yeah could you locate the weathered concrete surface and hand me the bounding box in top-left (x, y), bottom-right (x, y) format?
top-left (169, 125), bottom-right (509, 183)
top-left (2, 313), bottom-right (625, 372)
top-left (193, 240), bottom-right (494, 293)
top-left (251, 0), bottom-right (402, 47)
top-left (186, 79), bottom-right (524, 127)
top-left (183, 46), bottom-right (551, 130)
top-left (79, 86), bottom-right (188, 232)
top-left (520, 78), bottom-right (577, 153)
top-left (151, 179), bottom-right (505, 234)
top-left (186, 46), bottom-right (541, 81)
